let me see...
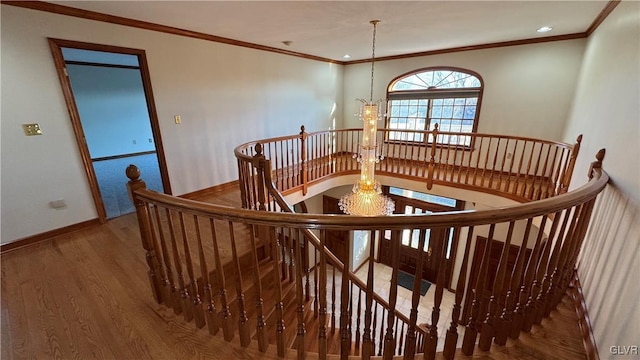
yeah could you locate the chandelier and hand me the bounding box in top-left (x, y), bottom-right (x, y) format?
top-left (338, 20), bottom-right (395, 216)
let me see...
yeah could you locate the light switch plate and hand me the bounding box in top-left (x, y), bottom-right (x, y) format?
top-left (23, 123), bottom-right (42, 136)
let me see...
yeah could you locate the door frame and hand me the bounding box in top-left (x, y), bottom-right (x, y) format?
top-left (48, 38), bottom-right (172, 222)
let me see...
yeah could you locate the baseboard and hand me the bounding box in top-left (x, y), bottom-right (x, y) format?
top-left (568, 270), bottom-right (600, 360)
top-left (179, 180), bottom-right (239, 200)
top-left (1, 218), bottom-right (101, 254)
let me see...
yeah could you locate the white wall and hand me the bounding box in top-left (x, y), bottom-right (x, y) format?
top-left (0, 6), bottom-right (343, 243)
top-left (562, 1), bottom-right (640, 357)
top-left (343, 39), bottom-right (586, 141)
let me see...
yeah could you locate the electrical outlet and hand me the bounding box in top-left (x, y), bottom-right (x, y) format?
top-left (133, 139), bottom-right (137, 144)
top-left (49, 199), bottom-right (67, 209)
top-left (174, 115), bottom-right (182, 124)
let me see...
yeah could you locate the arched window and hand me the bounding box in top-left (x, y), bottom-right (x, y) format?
top-left (386, 68), bottom-right (483, 145)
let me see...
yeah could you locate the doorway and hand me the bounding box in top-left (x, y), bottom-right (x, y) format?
top-left (49, 39), bottom-right (171, 221)
top-left (378, 187), bottom-right (462, 285)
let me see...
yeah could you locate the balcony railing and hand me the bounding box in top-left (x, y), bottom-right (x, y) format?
top-left (127, 127), bottom-right (606, 360)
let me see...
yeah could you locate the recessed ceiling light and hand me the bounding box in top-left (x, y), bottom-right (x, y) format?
top-left (343, 54), bottom-right (351, 59)
top-left (537, 26), bottom-right (553, 33)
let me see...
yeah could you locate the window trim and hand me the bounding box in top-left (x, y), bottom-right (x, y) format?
top-left (385, 66), bottom-right (485, 144)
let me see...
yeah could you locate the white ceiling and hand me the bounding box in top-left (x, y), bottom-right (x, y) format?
top-left (53, 1), bottom-right (609, 62)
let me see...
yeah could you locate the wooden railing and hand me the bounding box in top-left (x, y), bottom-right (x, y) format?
top-left (128, 129), bottom-right (607, 359)
top-left (235, 127), bottom-right (581, 205)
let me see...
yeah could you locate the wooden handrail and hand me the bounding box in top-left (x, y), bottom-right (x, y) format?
top-left (235, 127), bottom-right (580, 204)
top-left (133, 161), bottom-right (608, 231)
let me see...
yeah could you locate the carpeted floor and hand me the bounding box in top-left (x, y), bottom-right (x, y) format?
top-left (93, 153), bottom-right (164, 219)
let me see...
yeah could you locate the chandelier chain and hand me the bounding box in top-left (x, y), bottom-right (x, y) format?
top-left (369, 20), bottom-right (379, 102)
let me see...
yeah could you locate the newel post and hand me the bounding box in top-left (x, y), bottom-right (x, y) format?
top-left (426, 123), bottom-right (439, 190)
top-left (588, 148), bottom-right (606, 179)
top-left (126, 164), bottom-right (163, 304)
top-left (253, 143), bottom-right (268, 211)
top-left (300, 125), bottom-right (308, 195)
top-left (560, 134), bottom-right (582, 193)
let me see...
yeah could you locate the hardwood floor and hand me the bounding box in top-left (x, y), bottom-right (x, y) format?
top-left (1, 188), bottom-right (586, 359)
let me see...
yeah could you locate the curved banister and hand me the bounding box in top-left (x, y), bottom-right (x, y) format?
top-left (133, 165), bottom-right (607, 230)
top-left (129, 129), bottom-right (605, 360)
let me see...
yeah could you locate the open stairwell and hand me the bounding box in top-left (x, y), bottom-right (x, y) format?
top-left (110, 128), bottom-right (608, 359)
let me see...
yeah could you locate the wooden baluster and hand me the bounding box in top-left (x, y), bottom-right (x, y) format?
top-left (523, 212), bottom-right (561, 331)
top-left (371, 304), bottom-right (378, 358)
top-left (331, 266), bottom-right (336, 333)
top-left (549, 204), bottom-right (584, 311)
top-left (248, 224), bottom-right (268, 351)
top-left (443, 226), bottom-right (474, 359)
top-left (393, 320), bottom-right (400, 355)
top-left (460, 136), bottom-right (471, 184)
top-left (145, 204), bottom-right (170, 306)
top-left (300, 126), bottom-right (308, 195)
top-left (512, 140), bottom-right (526, 196)
top-left (305, 236), bottom-right (311, 302)
top-left (471, 136), bottom-right (484, 186)
top-left (479, 221), bottom-right (515, 351)
top-left (152, 206), bottom-right (181, 312)
top-left (348, 282), bottom-right (354, 354)
top-left (495, 218), bottom-right (533, 345)
top-left (378, 307), bottom-right (386, 356)
top-left (126, 166), bottom-right (163, 304)
top-left (178, 214), bottom-right (205, 328)
top-left (504, 139), bottom-right (518, 194)
top-left (383, 231), bottom-right (401, 360)
top-left (551, 147), bottom-right (567, 196)
top-left (486, 137), bottom-right (499, 189)
top-left (165, 210), bottom-right (193, 321)
top-left (289, 230), bottom-right (295, 282)
top-left (403, 228), bottom-right (428, 359)
top-left (269, 227), bottom-right (286, 356)
top-left (209, 219), bottom-right (233, 340)
top-left (461, 223), bottom-right (495, 355)
top-left (496, 138), bottom-right (510, 191)
top-left (294, 231), bottom-right (307, 360)
top-left (398, 323), bottom-right (405, 356)
top-left (426, 124), bottom-right (438, 189)
top-left (318, 230), bottom-right (328, 359)
top-left (535, 208), bottom-right (571, 325)
top-left (362, 230), bottom-right (376, 360)
top-left (314, 245), bottom-right (319, 317)
top-left (451, 140), bottom-right (461, 183)
top-left (560, 135), bottom-right (582, 194)
top-left (542, 146), bottom-right (560, 199)
top-left (403, 134), bottom-right (410, 175)
top-left (192, 215), bottom-right (219, 336)
top-left (529, 143), bottom-right (546, 199)
top-left (340, 245), bottom-right (351, 360)
top-left (535, 144), bottom-right (552, 200)
top-left (227, 221), bottom-right (250, 346)
top-left (542, 206), bottom-right (578, 317)
top-left (435, 136), bottom-right (444, 180)
top-left (520, 141), bottom-right (536, 198)
top-left (425, 227), bottom-right (449, 359)
top-left (480, 137), bottom-right (494, 187)
top-left (355, 288), bottom-right (362, 355)
top-left (510, 215), bottom-right (547, 338)
top-left (279, 232), bottom-right (287, 281)
top-left (555, 198), bottom-right (596, 308)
